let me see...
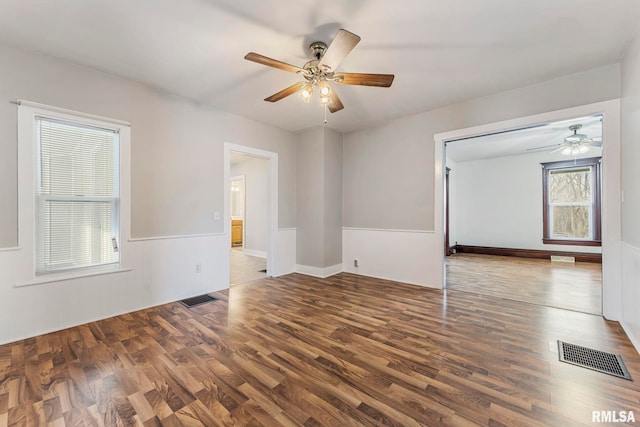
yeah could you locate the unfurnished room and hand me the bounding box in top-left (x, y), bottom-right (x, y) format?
top-left (2, 1), bottom-right (640, 426)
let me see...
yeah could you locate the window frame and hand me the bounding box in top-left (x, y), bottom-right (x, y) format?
top-left (34, 116), bottom-right (121, 274)
top-left (541, 156), bottom-right (601, 246)
top-left (17, 100), bottom-right (130, 284)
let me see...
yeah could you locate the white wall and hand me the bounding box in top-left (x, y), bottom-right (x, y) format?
top-left (452, 150), bottom-right (601, 253)
top-left (295, 127), bottom-right (343, 275)
top-left (0, 43), bottom-right (298, 345)
top-left (323, 128), bottom-right (343, 268)
top-left (231, 156), bottom-right (269, 257)
top-left (620, 27), bottom-right (640, 349)
top-left (296, 127), bottom-right (325, 268)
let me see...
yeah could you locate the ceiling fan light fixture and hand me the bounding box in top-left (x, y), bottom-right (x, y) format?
top-left (565, 133), bottom-right (587, 144)
top-left (318, 80), bottom-right (331, 96)
top-left (300, 84), bottom-right (313, 101)
top-left (564, 124), bottom-right (587, 144)
top-left (319, 95), bottom-right (330, 105)
top-left (558, 124), bottom-right (593, 156)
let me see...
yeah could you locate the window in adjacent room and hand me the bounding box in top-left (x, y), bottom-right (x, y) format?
top-left (35, 116), bottom-right (120, 274)
top-left (541, 157), bottom-right (601, 246)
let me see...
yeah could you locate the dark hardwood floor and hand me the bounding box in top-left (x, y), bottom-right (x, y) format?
top-left (446, 253), bottom-right (602, 315)
top-left (1, 272), bottom-right (638, 426)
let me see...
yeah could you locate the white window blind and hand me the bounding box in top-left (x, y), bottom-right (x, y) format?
top-left (36, 117), bottom-right (120, 274)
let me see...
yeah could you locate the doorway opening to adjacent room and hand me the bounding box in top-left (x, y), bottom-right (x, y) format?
top-left (229, 164), bottom-right (267, 285)
top-left (434, 100), bottom-right (621, 319)
top-left (224, 143), bottom-right (277, 286)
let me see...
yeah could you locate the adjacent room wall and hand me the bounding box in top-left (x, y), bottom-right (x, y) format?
top-left (0, 43), bottom-right (298, 345)
top-left (452, 150), bottom-right (602, 253)
top-left (343, 64), bottom-right (620, 286)
top-left (620, 27), bottom-right (640, 350)
top-left (230, 156), bottom-right (269, 257)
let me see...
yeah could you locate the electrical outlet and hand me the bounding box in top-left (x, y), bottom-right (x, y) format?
top-left (195, 263), bottom-right (202, 273)
top-left (214, 211), bottom-right (221, 220)
top-left (354, 259), bottom-right (359, 268)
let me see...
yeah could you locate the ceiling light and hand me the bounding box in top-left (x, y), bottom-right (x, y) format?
top-left (318, 80), bottom-right (331, 97)
top-left (565, 125), bottom-right (588, 144)
top-left (300, 84), bottom-right (313, 102)
top-left (561, 124), bottom-right (592, 156)
top-left (565, 134), bottom-right (587, 144)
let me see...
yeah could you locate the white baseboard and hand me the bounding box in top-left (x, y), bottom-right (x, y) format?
top-left (243, 248), bottom-right (267, 259)
top-left (295, 263), bottom-right (343, 278)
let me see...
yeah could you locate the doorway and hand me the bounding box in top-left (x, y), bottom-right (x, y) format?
top-left (434, 100), bottom-right (622, 320)
top-left (224, 143), bottom-right (278, 286)
top-left (444, 115), bottom-right (603, 314)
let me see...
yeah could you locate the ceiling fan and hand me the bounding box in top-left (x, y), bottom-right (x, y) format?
top-left (244, 29), bottom-right (394, 113)
top-left (527, 124), bottom-right (602, 156)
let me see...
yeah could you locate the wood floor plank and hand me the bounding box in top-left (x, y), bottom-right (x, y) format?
top-left (0, 272), bottom-right (639, 425)
top-left (446, 253), bottom-right (602, 314)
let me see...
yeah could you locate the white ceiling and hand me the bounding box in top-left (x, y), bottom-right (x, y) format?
top-left (0, 0), bottom-right (639, 133)
top-left (446, 115), bottom-right (603, 162)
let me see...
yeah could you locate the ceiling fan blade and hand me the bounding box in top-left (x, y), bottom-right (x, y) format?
top-left (264, 82), bottom-right (306, 102)
top-left (548, 145), bottom-right (568, 154)
top-left (244, 52), bottom-right (303, 74)
top-left (525, 143), bottom-right (562, 152)
top-left (335, 72), bottom-right (395, 87)
top-left (587, 136), bottom-right (603, 147)
top-left (318, 29), bottom-right (361, 71)
top-left (328, 89), bottom-right (344, 113)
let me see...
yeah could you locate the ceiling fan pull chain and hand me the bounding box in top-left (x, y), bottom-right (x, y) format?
top-left (324, 104), bottom-right (328, 125)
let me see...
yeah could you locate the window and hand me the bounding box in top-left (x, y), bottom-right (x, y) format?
top-left (35, 117), bottom-right (120, 274)
top-left (541, 157), bottom-right (601, 246)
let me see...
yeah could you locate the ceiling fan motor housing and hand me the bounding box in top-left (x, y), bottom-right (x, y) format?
top-left (565, 124), bottom-right (588, 144)
top-left (309, 41), bottom-right (328, 60)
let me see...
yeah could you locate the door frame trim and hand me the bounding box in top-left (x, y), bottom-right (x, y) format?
top-left (224, 143), bottom-right (278, 282)
top-left (434, 99), bottom-right (621, 320)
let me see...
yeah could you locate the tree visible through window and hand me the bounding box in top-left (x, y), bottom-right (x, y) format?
top-left (541, 157), bottom-right (601, 246)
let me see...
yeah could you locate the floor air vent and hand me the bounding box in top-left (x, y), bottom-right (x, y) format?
top-left (558, 341), bottom-right (632, 380)
top-left (179, 294), bottom-right (217, 308)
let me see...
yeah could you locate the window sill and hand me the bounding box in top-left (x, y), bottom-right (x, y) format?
top-left (543, 238), bottom-right (601, 247)
top-left (14, 266), bottom-right (133, 288)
